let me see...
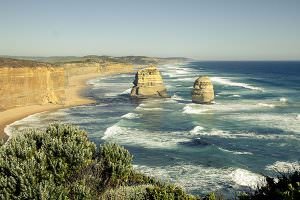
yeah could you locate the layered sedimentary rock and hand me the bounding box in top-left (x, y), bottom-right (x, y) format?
top-left (0, 59), bottom-right (66, 111)
top-left (130, 66), bottom-right (169, 98)
top-left (0, 58), bottom-right (133, 111)
top-left (192, 76), bottom-right (214, 104)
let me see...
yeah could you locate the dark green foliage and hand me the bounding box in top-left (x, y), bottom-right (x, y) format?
top-left (202, 192), bottom-right (224, 200)
top-left (98, 143), bottom-right (133, 188)
top-left (0, 124), bottom-right (95, 199)
top-left (239, 171), bottom-right (300, 200)
top-left (144, 184), bottom-right (198, 200)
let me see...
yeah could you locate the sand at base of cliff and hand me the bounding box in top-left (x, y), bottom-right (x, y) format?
top-left (0, 72), bottom-right (112, 140)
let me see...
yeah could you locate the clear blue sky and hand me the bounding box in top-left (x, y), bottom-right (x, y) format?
top-left (0, 0), bottom-right (299, 60)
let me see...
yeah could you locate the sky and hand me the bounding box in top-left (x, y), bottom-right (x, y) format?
top-left (0, 0), bottom-right (300, 60)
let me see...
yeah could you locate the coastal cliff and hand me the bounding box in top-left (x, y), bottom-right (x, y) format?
top-left (0, 58), bottom-right (133, 111)
top-left (0, 59), bottom-right (66, 111)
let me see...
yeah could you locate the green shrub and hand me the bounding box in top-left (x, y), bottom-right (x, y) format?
top-left (239, 171), bottom-right (300, 200)
top-left (100, 185), bottom-right (150, 200)
top-left (0, 124), bottom-right (95, 199)
top-left (144, 184), bottom-right (198, 200)
top-left (98, 143), bottom-right (133, 188)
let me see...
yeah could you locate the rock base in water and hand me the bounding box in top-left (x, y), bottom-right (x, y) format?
top-left (192, 76), bottom-right (214, 104)
top-left (130, 66), bottom-right (169, 98)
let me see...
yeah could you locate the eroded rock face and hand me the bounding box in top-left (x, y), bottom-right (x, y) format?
top-left (130, 66), bottom-right (169, 98)
top-left (192, 76), bottom-right (214, 104)
top-left (0, 66), bottom-right (66, 111)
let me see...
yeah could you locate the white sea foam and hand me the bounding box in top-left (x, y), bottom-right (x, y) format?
top-left (171, 77), bottom-right (196, 82)
top-left (101, 124), bottom-right (188, 148)
top-left (279, 97), bottom-right (288, 103)
top-left (257, 103), bottom-right (276, 108)
top-left (121, 113), bottom-right (141, 119)
top-left (102, 124), bottom-right (124, 140)
top-left (231, 94), bottom-right (241, 98)
top-left (189, 126), bottom-right (300, 141)
top-left (189, 126), bottom-right (205, 134)
top-left (182, 102), bottom-right (272, 115)
top-left (135, 102), bottom-right (171, 111)
top-left (218, 147), bottom-right (253, 155)
top-left (211, 77), bottom-right (264, 91)
top-left (134, 164), bottom-right (265, 193)
top-left (136, 107), bottom-right (166, 111)
top-left (229, 113), bottom-right (300, 134)
top-left (190, 127), bottom-right (236, 138)
top-left (296, 114), bottom-right (300, 120)
top-left (171, 94), bottom-right (185, 101)
top-left (120, 88), bottom-right (132, 95)
top-left (229, 168), bottom-right (265, 189)
top-left (265, 161), bottom-right (300, 173)
top-left (104, 92), bottom-right (119, 97)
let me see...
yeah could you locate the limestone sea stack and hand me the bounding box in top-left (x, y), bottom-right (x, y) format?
top-left (192, 76), bottom-right (215, 104)
top-left (130, 66), bottom-right (169, 98)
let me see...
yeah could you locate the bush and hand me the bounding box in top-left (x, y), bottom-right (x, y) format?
top-left (0, 124), bottom-right (95, 199)
top-left (144, 184), bottom-right (199, 200)
top-left (0, 124), bottom-right (199, 199)
top-left (98, 143), bottom-right (133, 188)
top-left (239, 171), bottom-right (300, 200)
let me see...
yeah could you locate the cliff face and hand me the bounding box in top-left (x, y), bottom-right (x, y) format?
top-left (130, 66), bottom-right (169, 98)
top-left (0, 66), bottom-right (66, 111)
top-left (0, 58), bottom-right (133, 111)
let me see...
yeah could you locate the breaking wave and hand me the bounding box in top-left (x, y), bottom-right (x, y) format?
top-left (182, 102), bottom-right (274, 115)
top-left (218, 147), bottom-right (253, 155)
top-left (265, 161), bottom-right (300, 173)
top-left (121, 112), bottom-right (141, 119)
top-left (189, 126), bottom-right (300, 141)
top-left (101, 124), bottom-right (189, 148)
top-left (211, 77), bottom-right (264, 91)
top-left (134, 164), bottom-right (265, 194)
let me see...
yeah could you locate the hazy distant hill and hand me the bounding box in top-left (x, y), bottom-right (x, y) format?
top-left (0, 55), bottom-right (190, 65)
top-left (0, 57), bottom-right (53, 68)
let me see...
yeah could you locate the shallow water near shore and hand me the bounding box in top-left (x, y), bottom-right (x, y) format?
top-left (7, 61), bottom-right (300, 197)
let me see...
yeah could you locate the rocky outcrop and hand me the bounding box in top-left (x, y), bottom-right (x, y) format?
top-left (130, 66), bottom-right (169, 98)
top-left (192, 76), bottom-right (214, 104)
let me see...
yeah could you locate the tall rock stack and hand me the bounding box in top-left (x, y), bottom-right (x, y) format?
top-left (192, 76), bottom-right (214, 104)
top-left (130, 66), bottom-right (169, 98)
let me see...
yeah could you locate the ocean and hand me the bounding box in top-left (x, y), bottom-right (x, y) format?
top-left (6, 61), bottom-right (300, 197)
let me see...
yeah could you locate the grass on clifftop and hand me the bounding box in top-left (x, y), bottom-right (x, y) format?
top-left (0, 124), bottom-right (299, 200)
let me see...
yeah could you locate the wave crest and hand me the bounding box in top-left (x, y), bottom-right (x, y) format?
top-left (211, 77), bottom-right (264, 91)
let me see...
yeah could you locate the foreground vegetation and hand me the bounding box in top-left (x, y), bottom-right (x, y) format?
top-left (0, 124), bottom-right (299, 199)
top-left (0, 124), bottom-right (197, 199)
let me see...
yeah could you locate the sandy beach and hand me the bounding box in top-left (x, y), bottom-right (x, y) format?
top-left (0, 71), bottom-right (130, 140)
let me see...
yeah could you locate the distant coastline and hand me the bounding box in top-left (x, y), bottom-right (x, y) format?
top-left (0, 56), bottom-right (188, 140)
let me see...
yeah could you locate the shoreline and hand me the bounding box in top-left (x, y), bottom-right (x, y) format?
top-left (0, 70), bottom-right (132, 140)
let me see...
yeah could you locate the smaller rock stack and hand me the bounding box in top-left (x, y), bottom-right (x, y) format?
top-left (192, 76), bottom-right (214, 104)
top-left (130, 66), bottom-right (169, 98)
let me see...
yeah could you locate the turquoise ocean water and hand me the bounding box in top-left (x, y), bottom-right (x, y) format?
top-left (7, 61), bottom-right (300, 196)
